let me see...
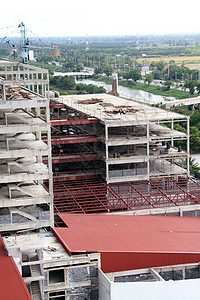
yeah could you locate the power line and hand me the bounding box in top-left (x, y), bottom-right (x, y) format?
top-left (0, 25), bottom-right (17, 30)
top-left (26, 26), bottom-right (42, 41)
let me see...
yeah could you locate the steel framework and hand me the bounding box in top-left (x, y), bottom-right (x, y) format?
top-left (50, 177), bottom-right (200, 214)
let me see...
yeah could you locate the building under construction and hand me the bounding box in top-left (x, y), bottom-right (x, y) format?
top-left (0, 61), bottom-right (53, 232)
top-left (48, 93), bottom-right (200, 217)
top-left (1, 60), bottom-right (200, 299)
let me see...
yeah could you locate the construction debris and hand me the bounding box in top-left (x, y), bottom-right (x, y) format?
top-left (100, 102), bottom-right (114, 107)
top-left (6, 88), bottom-right (32, 100)
top-left (105, 106), bottom-right (140, 114)
top-left (77, 98), bottom-right (103, 104)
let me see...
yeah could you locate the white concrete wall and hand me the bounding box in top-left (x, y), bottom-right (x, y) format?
top-left (98, 269), bottom-right (111, 300)
top-left (99, 270), bottom-right (200, 300)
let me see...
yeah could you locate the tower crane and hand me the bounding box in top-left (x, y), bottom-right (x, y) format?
top-left (18, 22), bottom-right (60, 64)
top-left (1, 22), bottom-right (60, 64)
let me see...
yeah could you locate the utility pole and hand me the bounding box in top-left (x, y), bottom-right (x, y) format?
top-left (199, 65), bottom-right (200, 83)
top-left (86, 34), bottom-right (89, 51)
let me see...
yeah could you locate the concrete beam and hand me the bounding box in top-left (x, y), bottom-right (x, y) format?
top-left (10, 208), bottom-right (37, 221)
top-left (0, 172), bottom-right (49, 184)
top-left (0, 197), bottom-right (50, 208)
top-left (0, 99), bottom-right (48, 110)
top-left (0, 219), bottom-right (51, 232)
top-left (106, 174), bottom-right (149, 183)
top-left (107, 138), bottom-right (148, 146)
top-left (150, 268), bottom-right (165, 281)
top-left (0, 124), bottom-right (49, 134)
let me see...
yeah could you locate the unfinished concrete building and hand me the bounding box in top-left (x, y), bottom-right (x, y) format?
top-left (3, 231), bottom-right (99, 300)
top-left (2, 58), bottom-right (200, 300)
top-left (0, 60), bottom-right (49, 97)
top-left (47, 93), bottom-right (200, 216)
top-left (0, 71), bottom-right (53, 232)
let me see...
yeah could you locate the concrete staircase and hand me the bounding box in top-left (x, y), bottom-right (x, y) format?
top-left (30, 264), bottom-right (41, 277)
top-left (30, 281), bottom-right (41, 300)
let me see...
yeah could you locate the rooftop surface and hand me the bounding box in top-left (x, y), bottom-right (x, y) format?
top-left (61, 94), bottom-right (187, 125)
top-left (0, 60), bottom-right (48, 72)
top-left (53, 214), bottom-right (200, 272)
top-left (53, 214), bottom-right (200, 254)
top-left (3, 231), bottom-right (95, 265)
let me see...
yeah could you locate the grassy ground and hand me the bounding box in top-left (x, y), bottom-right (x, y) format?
top-left (137, 56), bottom-right (200, 64)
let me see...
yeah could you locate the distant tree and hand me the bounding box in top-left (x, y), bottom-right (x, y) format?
top-left (156, 60), bottom-right (165, 71)
top-left (152, 70), bottom-right (162, 80)
top-left (184, 80), bottom-right (196, 95)
top-left (63, 76), bottom-right (76, 90)
top-left (94, 67), bottom-right (103, 74)
top-left (75, 63), bottom-right (84, 72)
top-left (196, 83), bottom-right (200, 94)
top-left (190, 126), bottom-right (200, 151)
top-left (76, 83), bottom-right (106, 94)
top-left (129, 69), bottom-right (141, 82)
top-left (164, 80), bottom-right (173, 90)
top-left (62, 61), bottom-right (75, 71)
top-left (123, 71), bottom-right (131, 81)
top-left (103, 64), bottom-right (114, 77)
top-left (50, 75), bottom-right (76, 90)
top-left (144, 74), bottom-right (153, 85)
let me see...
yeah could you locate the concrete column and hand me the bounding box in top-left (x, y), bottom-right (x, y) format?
top-left (5, 66), bottom-right (7, 80)
top-left (47, 127), bottom-right (54, 227)
top-left (171, 119), bottom-right (174, 147)
top-left (105, 125), bottom-right (109, 180)
top-left (187, 116), bottom-right (190, 176)
top-left (36, 73), bottom-right (39, 94)
top-left (18, 65), bottom-right (20, 80)
top-left (147, 142), bottom-right (150, 179)
top-left (2, 82), bottom-right (6, 101)
top-left (147, 123), bottom-right (150, 179)
top-left (42, 84), bottom-right (44, 96)
top-left (105, 144), bottom-right (109, 179)
top-left (11, 66), bottom-right (13, 81)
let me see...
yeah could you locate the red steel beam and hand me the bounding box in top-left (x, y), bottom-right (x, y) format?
top-left (50, 178), bottom-right (200, 215)
top-left (45, 133), bottom-right (93, 139)
top-left (51, 118), bottom-right (99, 126)
top-left (168, 178), bottom-right (200, 204)
top-left (50, 103), bottom-right (66, 108)
top-left (83, 181), bottom-right (109, 212)
top-left (44, 135), bottom-right (100, 145)
top-left (149, 180), bottom-right (178, 206)
top-left (106, 184), bottom-right (134, 211)
top-left (61, 182), bottom-right (86, 214)
top-left (43, 154), bottom-right (100, 164)
top-left (52, 174), bottom-right (101, 182)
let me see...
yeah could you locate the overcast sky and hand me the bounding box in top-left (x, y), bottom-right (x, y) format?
top-left (1, 0), bottom-right (200, 37)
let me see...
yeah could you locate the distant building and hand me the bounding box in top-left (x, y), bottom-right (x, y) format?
top-left (51, 46), bottom-right (60, 57)
top-left (112, 72), bottom-right (118, 93)
top-left (141, 65), bottom-right (150, 75)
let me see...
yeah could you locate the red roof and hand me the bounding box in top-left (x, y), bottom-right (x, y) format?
top-left (53, 214), bottom-right (200, 273)
top-left (0, 236), bottom-right (32, 300)
top-left (0, 235), bottom-right (7, 257)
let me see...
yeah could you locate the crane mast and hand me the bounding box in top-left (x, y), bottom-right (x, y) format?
top-left (18, 22), bottom-right (29, 64)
